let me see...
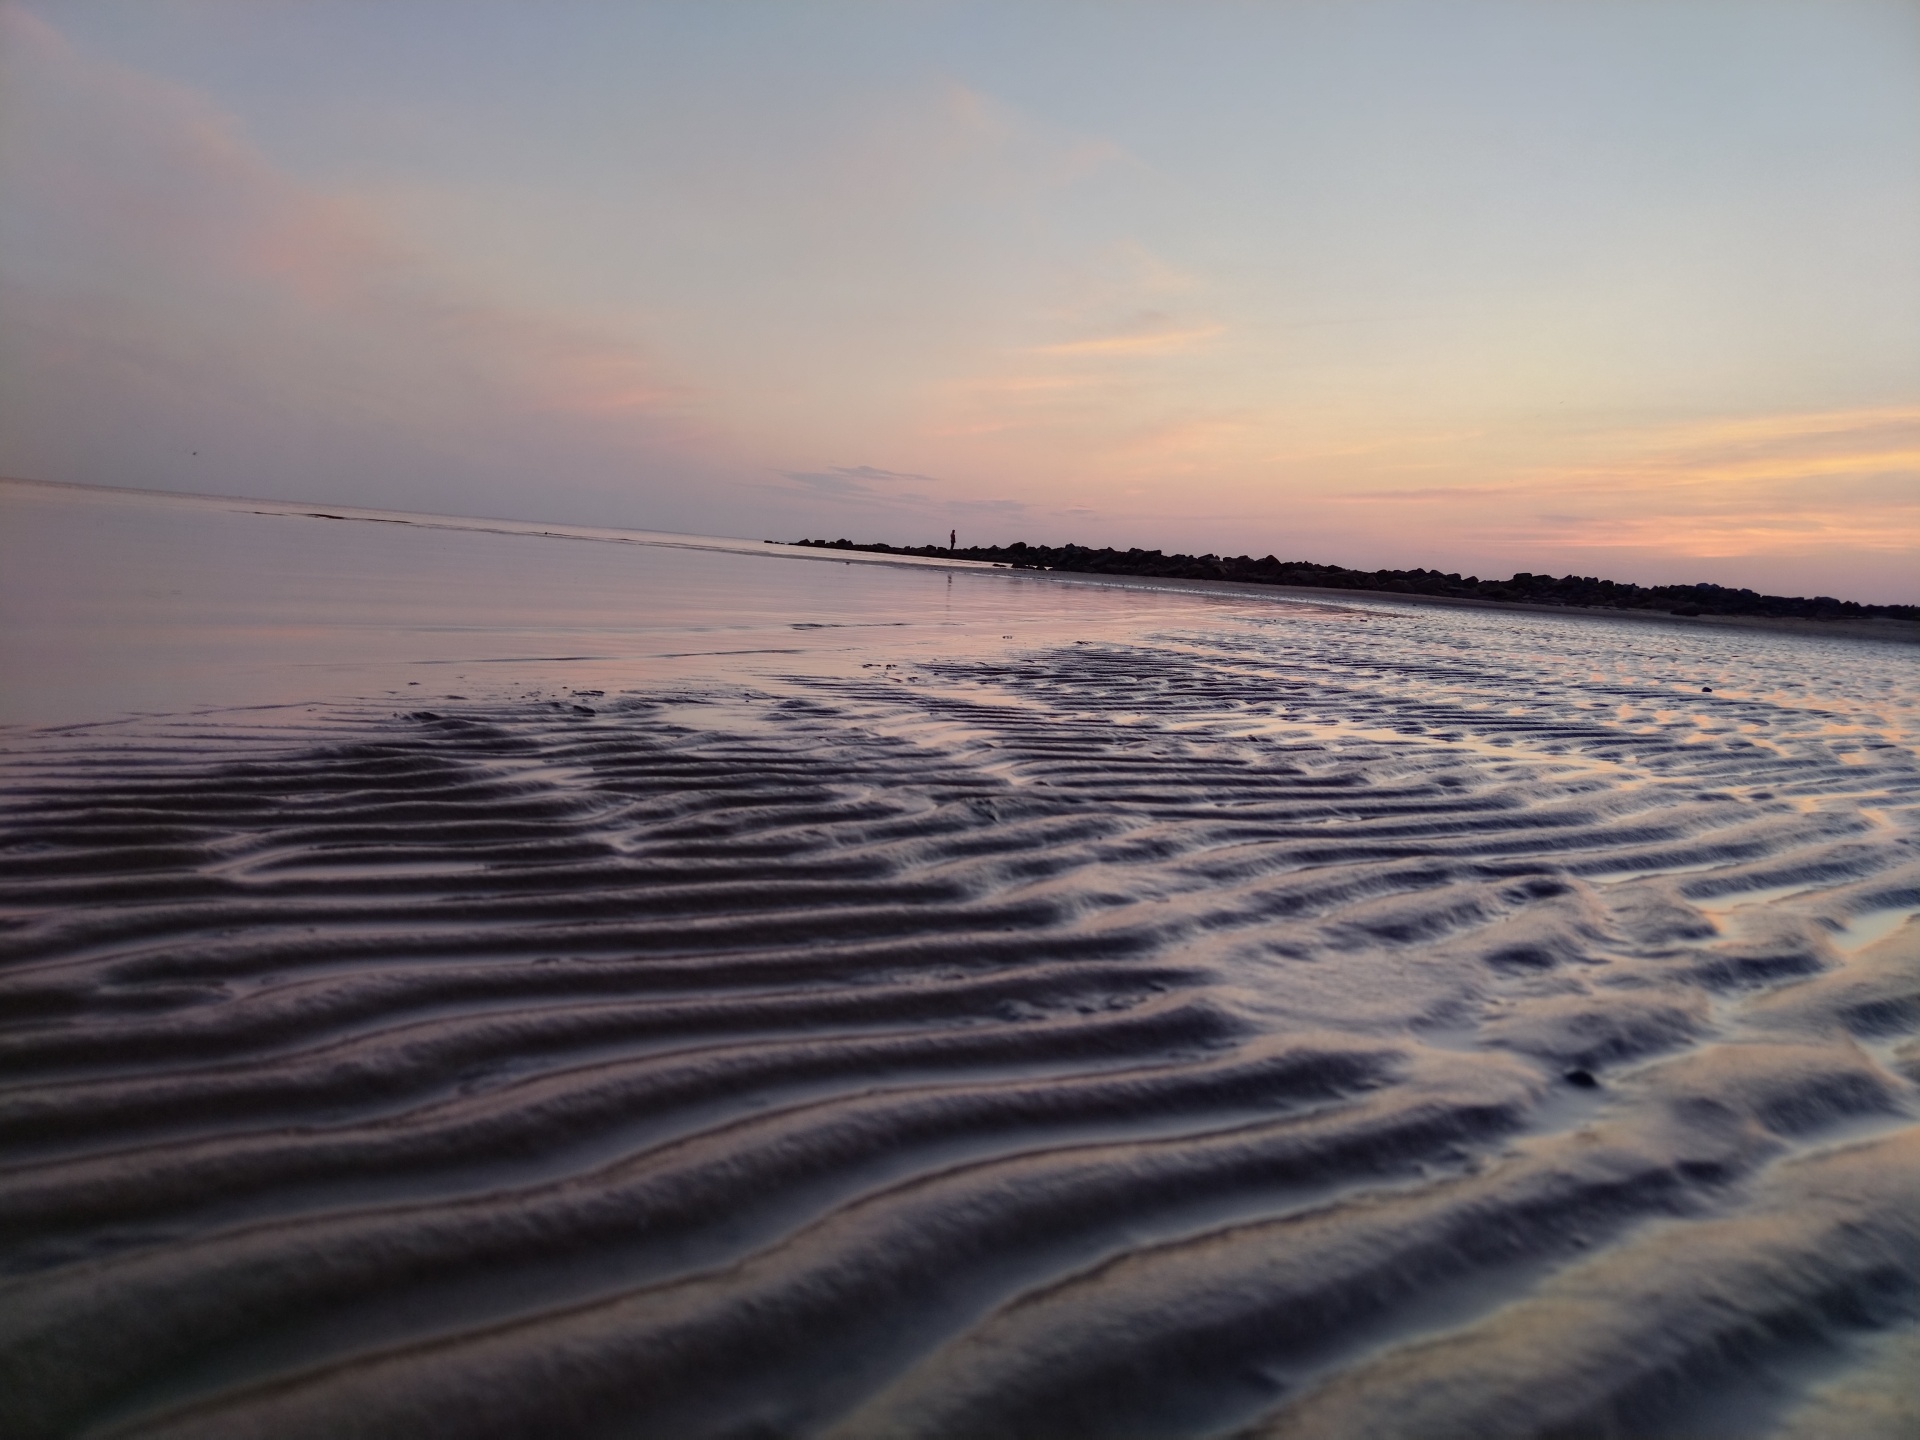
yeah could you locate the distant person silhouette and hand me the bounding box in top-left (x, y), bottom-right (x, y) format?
top-left (949, 529), bottom-right (956, 552)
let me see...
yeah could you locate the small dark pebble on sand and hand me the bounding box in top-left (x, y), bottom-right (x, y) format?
top-left (1701, 687), bottom-right (1713, 693)
top-left (1564, 1068), bottom-right (1600, 1089)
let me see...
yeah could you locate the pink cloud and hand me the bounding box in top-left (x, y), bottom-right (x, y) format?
top-left (1029, 323), bottom-right (1226, 358)
top-left (0, 6), bottom-right (713, 515)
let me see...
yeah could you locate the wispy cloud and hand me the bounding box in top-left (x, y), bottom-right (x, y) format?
top-left (1541, 405), bottom-right (1920, 489)
top-left (922, 251), bottom-right (1240, 470)
top-left (778, 464), bottom-right (942, 497)
top-left (1029, 322), bottom-right (1225, 358)
top-left (1632, 405), bottom-right (1920, 451)
top-left (1317, 406), bottom-right (1920, 560)
top-left (747, 463), bottom-right (1031, 541)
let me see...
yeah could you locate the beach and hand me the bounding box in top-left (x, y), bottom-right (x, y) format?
top-left (3, 479), bottom-right (1918, 1438)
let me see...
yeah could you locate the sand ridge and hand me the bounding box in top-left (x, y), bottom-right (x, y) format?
top-left (2, 603), bottom-right (1916, 1438)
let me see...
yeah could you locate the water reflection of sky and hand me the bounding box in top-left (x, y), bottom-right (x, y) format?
top-left (1, 481), bottom-right (1259, 726)
top-left (4, 480), bottom-right (1916, 764)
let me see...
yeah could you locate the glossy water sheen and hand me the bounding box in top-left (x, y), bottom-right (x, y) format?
top-left (2, 479), bottom-right (1917, 1439)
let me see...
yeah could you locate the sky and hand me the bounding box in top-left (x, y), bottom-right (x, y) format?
top-left (2, 1), bottom-right (1916, 601)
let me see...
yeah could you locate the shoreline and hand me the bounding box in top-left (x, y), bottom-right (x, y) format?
top-left (777, 545), bottom-right (1920, 647)
top-left (9, 475), bottom-right (1913, 646)
top-left (1041, 567), bottom-right (1920, 646)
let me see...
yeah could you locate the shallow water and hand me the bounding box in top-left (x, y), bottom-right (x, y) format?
top-left (2, 480), bottom-right (1918, 1439)
top-left (0, 479), bottom-right (1238, 729)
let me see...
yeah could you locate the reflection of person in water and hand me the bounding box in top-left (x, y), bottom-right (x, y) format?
top-left (949, 529), bottom-right (956, 552)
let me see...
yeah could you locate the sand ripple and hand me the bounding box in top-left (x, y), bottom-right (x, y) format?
top-left (2, 620), bottom-right (1917, 1438)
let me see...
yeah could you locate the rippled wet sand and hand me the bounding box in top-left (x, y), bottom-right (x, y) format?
top-left (2, 485), bottom-right (1917, 1438)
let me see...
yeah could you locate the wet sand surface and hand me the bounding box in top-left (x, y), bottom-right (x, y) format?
top-left (3, 481), bottom-right (1918, 1438)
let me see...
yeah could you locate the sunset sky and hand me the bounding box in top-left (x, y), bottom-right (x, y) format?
top-left (3, 1), bottom-right (1916, 600)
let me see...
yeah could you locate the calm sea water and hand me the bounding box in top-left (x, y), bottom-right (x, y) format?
top-left (1, 479), bottom-right (1277, 727)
